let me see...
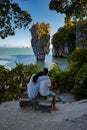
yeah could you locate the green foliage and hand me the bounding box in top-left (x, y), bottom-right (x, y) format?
top-left (73, 63), bottom-right (87, 100)
top-left (67, 48), bottom-right (87, 70)
top-left (77, 19), bottom-right (87, 45)
top-left (0, 64), bottom-right (40, 102)
top-left (52, 27), bottom-right (66, 48)
top-left (1, 48), bottom-right (87, 102)
top-left (51, 24), bottom-right (76, 53)
top-left (49, 48), bottom-right (87, 96)
top-left (0, 65), bottom-right (9, 102)
top-left (78, 20), bottom-right (87, 34)
top-left (49, 65), bottom-right (61, 90)
top-left (31, 22), bottom-right (50, 46)
top-left (49, 67), bottom-right (75, 93)
top-left (65, 24), bottom-right (76, 41)
top-left (0, 0), bottom-right (32, 39)
top-left (49, 0), bottom-right (87, 20)
top-left (50, 63), bottom-right (58, 70)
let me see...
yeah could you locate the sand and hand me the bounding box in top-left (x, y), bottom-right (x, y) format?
top-left (0, 97), bottom-right (87, 130)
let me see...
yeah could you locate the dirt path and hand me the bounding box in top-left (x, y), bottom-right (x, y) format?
top-left (0, 99), bottom-right (87, 130)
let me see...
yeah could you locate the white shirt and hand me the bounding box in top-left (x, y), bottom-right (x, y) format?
top-left (39, 76), bottom-right (51, 96)
top-left (27, 74), bottom-right (40, 99)
top-left (27, 74), bottom-right (49, 99)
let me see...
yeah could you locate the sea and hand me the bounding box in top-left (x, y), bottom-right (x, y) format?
top-left (0, 47), bottom-right (68, 70)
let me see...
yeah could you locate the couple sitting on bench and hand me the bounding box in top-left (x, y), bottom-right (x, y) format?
top-left (27, 68), bottom-right (58, 111)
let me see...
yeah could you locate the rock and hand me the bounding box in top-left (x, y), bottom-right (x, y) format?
top-left (52, 20), bottom-right (87, 58)
top-left (76, 20), bottom-right (87, 49)
top-left (30, 22), bottom-right (50, 60)
top-left (52, 43), bottom-right (69, 57)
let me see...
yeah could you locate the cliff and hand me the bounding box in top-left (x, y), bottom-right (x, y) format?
top-left (30, 22), bottom-right (50, 60)
top-left (52, 20), bottom-right (87, 57)
top-left (76, 20), bottom-right (87, 48)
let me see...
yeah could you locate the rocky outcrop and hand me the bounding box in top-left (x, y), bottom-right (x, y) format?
top-left (52, 41), bottom-right (76, 58)
top-left (52, 43), bottom-right (69, 57)
top-left (30, 22), bottom-right (50, 60)
top-left (76, 20), bottom-right (87, 49)
top-left (52, 20), bottom-right (87, 57)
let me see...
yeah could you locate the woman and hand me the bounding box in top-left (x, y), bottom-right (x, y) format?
top-left (27, 71), bottom-right (43, 99)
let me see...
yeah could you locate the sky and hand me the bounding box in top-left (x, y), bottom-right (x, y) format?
top-left (0, 0), bottom-right (65, 48)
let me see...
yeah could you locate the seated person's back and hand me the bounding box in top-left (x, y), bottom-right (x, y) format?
top-left (27, 72), bottom-right (43, 99)
top-left (39, 76), bottom-right (51, 97)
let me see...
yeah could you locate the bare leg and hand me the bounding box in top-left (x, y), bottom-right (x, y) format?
top-left (52, 96), bottom-right (59, 111)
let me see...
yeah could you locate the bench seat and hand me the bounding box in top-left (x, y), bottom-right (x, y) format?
top-left (19, 94), bottom-right (52, 112)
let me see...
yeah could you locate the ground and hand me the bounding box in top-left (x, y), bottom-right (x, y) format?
top-left (0, 93), bottom-right (87, 130)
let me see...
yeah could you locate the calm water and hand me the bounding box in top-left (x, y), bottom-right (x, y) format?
top-left (0, 47), bottom-right (68, 70)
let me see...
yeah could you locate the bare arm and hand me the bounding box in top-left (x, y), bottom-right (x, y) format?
top-left (48, 85), bottom-right (54, 90)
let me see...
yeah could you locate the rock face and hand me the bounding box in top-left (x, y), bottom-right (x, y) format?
top-left (30, 22), bottom-right (50, 60)
top-left (52, 43), bottom-right (69, 57)
top-left (52, 20), bottom-right (87, 57)
top-left (52, 41), bottom-right (76, 57)
top-left (76, 21), bottom-right (87, 49)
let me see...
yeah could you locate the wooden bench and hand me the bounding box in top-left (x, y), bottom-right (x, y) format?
top-left (19, 94), bottom-right (52, 112)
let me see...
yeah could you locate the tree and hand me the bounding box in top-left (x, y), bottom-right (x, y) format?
top-left (52, 27), bottom-right (66, 48)
top-left (49, 0), bottom-right (87, 20)
top-left (0, 0), bottom-right (32, 39)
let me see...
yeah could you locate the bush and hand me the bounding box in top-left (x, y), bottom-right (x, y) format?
top-left (67, 48), bottom-right (87, 70)
top-left (49, 48), bottom-right (87, 94)
top-left (0, 63), bottom-right (40, 102)
top-left (0, 65), bottom-right (9, 102)
top-left (49, 64), bottom-right (75, 92)
top-left (73, 63), bottom-right (87, 100)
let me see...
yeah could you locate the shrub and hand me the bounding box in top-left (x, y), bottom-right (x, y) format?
top-left (0, 65), bottom-right (9, 102)
top-left (49, 64), bottom-right (75, 92)
top-left (73, 63), bottom-right (87, 100)
top-left (1, 63), bottom-right (40, 102)
top-left (67, 48), bottom-right (87, 70)
top-left (49, 48), bottom-right (87, 94)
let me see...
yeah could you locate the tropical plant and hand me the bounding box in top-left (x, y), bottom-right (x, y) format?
top-left (52, 27), bottom-right (66, 49)
top-left (0, 63), bottom-right (40, 102)
top-left (49, 0), bottom-right (87, 20)
top-left (0, 0), bottom-right (32, 39)
top-left (73, 63), bottom-right (87, 99)
top-left (0, 65), bottom-right (9, 102)
top-left (52, 23), bottom-right (76, 54)
top-left (67, 48), bottom-right (87, 69)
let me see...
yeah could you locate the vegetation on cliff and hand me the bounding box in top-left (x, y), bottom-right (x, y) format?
top-left (32, 22), bottom-right (50, 47)
top-left (51, 19), bottom-right (87, 56)
top-left (31, 22), bottom-right (50, 60)
top-left (49, 0), bottom-right (87, 56)
top-left (52, 21), bottom-right (76, 54)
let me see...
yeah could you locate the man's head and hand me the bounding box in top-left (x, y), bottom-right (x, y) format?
top-left (43, 68), bottom-right (48, 75)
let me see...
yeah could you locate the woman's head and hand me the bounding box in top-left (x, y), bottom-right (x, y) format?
top-left (32, 71), bottom-right (43, 83)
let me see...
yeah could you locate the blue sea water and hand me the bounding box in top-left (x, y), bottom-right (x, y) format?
top-left (0, 47), bottom-right (68, 70)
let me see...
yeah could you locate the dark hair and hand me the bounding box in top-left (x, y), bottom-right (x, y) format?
top-left (33, 71), bottom-right (43, 83)
top-left (43, 68), bottom-right (48, 75)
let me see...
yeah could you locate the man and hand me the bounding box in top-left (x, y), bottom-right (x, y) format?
top-left (39, 68), bottom-right (59, 111)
